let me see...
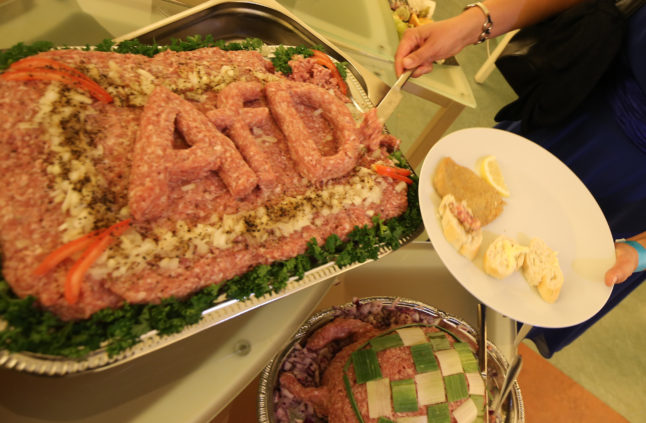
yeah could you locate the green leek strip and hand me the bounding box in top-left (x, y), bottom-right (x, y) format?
top-left (366, 378), bottom-right (392, 418)
top-left (377, 418), bottom-right (396, 423)
top-left (341, 324), bottom-right (463, 423)
top-left (428, 332), bottom-right (451, 351)
top-left (391, 378), bottom-right (418, 413)
top-left (435, 348), bottom-right (463, 376)
top-left (414, 370), bottom-right (445, 405)
top-left (453, 397), bottom-right (478, 423)
top-left (444, 374), bottom-right (469, 402)
top-left (397, 416), bottom-right (428, 423)
top-left (370, 332), bottom-right (404, 352)
top-left (396, 327), bottom-right (428, 346)
top-left (352, 349), bottom-right (382, 384)
top-left (470, 395), bottom-right (485, 417)
top-left (465, 372), bottom-right (486, 396)
top-left (410, 342), bottom-right (439, 373)
top-left (454, 343), bottom-right (480, 373)
top-left (426, 403), bottom-right (451, 423)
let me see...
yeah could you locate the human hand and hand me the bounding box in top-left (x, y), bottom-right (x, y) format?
top-left (604, 235), bottom-right (646, 286)
top-left (394, 10), bottom-right (483, 77)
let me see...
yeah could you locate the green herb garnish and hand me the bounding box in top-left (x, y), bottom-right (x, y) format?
top-left (0, 41), bottom-right (54, 70)
top-left (270, 45), bottom-right (315, 74)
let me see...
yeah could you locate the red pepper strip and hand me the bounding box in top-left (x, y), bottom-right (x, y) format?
top-left (311, 50), bottom-right (348, 95)
top-left (64, 219), bottom-right (131, 305)
top-left (10, 57), bottom-right (95, 83)
top-left (33, 228), bottom-right (106, 277)
top-left (373, 164), bottom-right (412, 176)
top-left (8, 57), bottom-right (109, 97)
top-left (372, 164), bottom-right (413, 184)
top-left (1, 68), bottom-right (113, 103)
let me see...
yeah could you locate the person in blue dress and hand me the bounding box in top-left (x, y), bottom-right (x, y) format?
top-left (394, 0), bottom-right (646, 357)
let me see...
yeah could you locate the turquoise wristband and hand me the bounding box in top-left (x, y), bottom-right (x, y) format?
top-left (618, 240), bottom-right (646, 272)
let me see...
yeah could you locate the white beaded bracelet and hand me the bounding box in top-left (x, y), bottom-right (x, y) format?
top-left (464, 2), bottom-right (493, 44)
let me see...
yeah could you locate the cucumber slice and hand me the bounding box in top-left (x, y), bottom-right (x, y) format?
top-left (426, 403), bottom-right (451, 423)
top-left (453, 397), bottom-right (478, 423)
top-left (414, 370), bottom-right (445, 405)
top-left (444, 374), bottom-right (469, 402)
top-left (465, 372), bottom-right (486, 396)
top-left (367, 378), bottom-right (392, 418)
top-left (410, 343), bottom-right (439, 373)
top-left (370, 333), bottom-right (404, 352)
top-left (435, 349), bottom-right (464, 376)
top-left (352, 349), bottom-right (382, 384)
top-left (397, 327), bottom-right (428, 346)
top-left (391, 378), bottom-right (418, 412)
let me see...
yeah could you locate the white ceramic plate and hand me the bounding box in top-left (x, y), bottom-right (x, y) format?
top-left (419, 128), bottom-right (614, 328)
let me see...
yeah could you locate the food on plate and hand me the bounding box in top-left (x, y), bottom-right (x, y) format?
top-left (438, 194), bottom-right (482, 260)
top-left (390, 0), bottom-right (436, 37)
top-left (274, 301), bottom-right (487, 423)
top-left (522, 238), bottom-right (564, 303)
top-left (479, 155), bottom-right (510, 197)
top-left (433, 157), bottom-right (504, 226)
top-left (483, 235), bottom-right (528, 280)
top-left (0, 38), bottom-right (420, 357)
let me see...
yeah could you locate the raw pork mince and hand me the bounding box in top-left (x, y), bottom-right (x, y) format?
top-left (0, 47), bottom-right (408, 321)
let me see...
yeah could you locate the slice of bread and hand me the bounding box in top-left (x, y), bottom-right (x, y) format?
top-left (522, 238), bottom-right (564, 303)
top-left (433, 157), bottom-right (505, 226)
top-left (483, 235), bottom-right (528, 279)
top-left (438, 194), bottom-right (482, 260)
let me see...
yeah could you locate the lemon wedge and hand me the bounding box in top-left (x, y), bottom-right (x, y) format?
top-left (479, 155), bottom-right (510, 197)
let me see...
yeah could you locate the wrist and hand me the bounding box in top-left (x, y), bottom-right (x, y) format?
top-left (617, 239), bottom-right (646, 272)
top-left (463, 2), bottom-right (494, 44)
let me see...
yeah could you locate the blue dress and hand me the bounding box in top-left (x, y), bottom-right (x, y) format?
top-left (496, 5), bottom-right (646, 357)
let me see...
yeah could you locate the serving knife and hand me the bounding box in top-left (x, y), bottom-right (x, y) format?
top-left (376, 69), bottom-right (412, 122)
top-left (477, 303), bottom-right (489, 419)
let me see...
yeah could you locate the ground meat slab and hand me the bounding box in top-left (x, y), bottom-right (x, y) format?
top-left (0, 47), bottom-right (409, 321)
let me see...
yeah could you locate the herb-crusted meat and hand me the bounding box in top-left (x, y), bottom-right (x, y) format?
top-left (0, 47), bottom-right (408, 321)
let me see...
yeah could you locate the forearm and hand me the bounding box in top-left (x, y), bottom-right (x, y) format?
top-left (478, 0), bottom-right (587, 38)
top-left (395, 0), bottom-right (589, 76)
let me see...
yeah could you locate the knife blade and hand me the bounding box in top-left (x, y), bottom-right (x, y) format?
top-left (440, 56), bottom-right (460, 66)
top-left (376, 69), bottom-right (412, 122)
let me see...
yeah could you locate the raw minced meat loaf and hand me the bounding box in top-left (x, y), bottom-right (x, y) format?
top-left (0, 47), bottom-right (408, 320)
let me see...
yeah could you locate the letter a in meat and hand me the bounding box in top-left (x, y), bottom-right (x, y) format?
top-left (129, 86), bottom-right (258, 221)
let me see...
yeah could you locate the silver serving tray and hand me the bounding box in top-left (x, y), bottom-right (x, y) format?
top-left (0, 0), bottom-right (422, 375)
top-left (258, 297), bottom-right (525, 423)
